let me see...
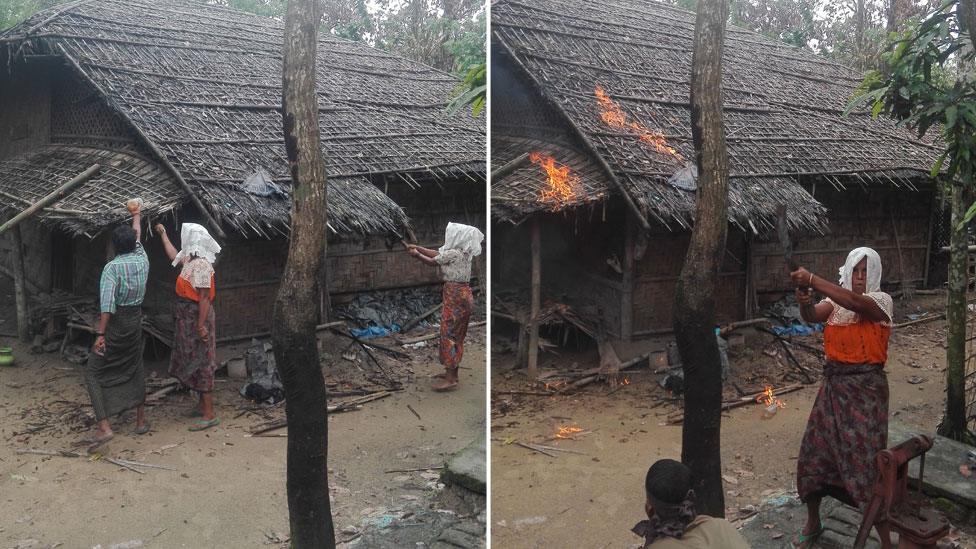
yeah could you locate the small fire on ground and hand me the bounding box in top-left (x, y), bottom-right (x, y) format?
top-left (554, 425), bottom-right (585, 439)
top-left (529, 151), bottom-right (582, 209)
top-left (594, 85), bottom-right (683, 161)
top-left (756, 385), bottom-right (786, 418)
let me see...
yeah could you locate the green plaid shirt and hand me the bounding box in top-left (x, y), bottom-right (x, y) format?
top-left (99, 242), bottom-right (149, 314)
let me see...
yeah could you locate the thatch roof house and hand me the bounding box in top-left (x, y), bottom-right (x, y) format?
top-left (490, 0), bottom-right (942, 357)
top-left (0, 0), bottom-right (485, 339)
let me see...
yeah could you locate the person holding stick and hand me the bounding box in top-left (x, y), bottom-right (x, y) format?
top-left (155, 222), bottom-right (221, 431)
top-left (790, 247), bottom-right (893, 547)
top-left (81, 199), bottom-right (151, 448)
top-left (406, 222), bottom-right (483, 392)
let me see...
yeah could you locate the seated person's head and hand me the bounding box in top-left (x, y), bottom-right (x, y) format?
top-left (645, 458), bottom-right (693, 519)
top-left (112, 225), bottom-right (137, 255)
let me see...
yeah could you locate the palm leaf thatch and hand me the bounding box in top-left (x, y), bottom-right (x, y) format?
top-left (491, 0), bottom-right (941, 233)
top-left (0, 0), bottom-right (485, 237)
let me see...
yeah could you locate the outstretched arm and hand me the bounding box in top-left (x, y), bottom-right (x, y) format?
top-left (409, 245), bottom-right (439, 259)
top-left (155, 224), bottom-right (178, 263)
top-left (796, 288), bottom-right (833, 323)
top-left (409, 247), bottom-right (439, 266)
top-left (791, 267), bottom-right (887, 323)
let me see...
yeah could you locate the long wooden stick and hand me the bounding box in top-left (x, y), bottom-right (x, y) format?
top-left (667, 384), bottom-right (806, 424)
top-left (0, 164), bottom-right (100, 235)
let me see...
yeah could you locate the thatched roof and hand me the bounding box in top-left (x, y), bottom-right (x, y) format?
top-left (0, 0), bottom-right (484, 237)
top-left (0, 144), bottom-right (409, 236)
top-left (491, 0), bottom-right (941, 232)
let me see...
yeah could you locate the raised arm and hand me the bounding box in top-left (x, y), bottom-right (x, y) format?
top-left (791, 267), bottom-right (888, 323)
top-left (409, 247), bottom-right (439, 266)
top-left (155, 224), bottom-right (178, 263)
top-left (796, 288), bottom-right (833, 323)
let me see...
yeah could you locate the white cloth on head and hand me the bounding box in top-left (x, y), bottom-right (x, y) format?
top-left (438, 222), bottom-right (484, 257)
top-left (822, 247), bottom-right (893, 326)
top-left (171, 223), bottom-right (221, 267)
top-left (838, 247), bottom-right (882, 293)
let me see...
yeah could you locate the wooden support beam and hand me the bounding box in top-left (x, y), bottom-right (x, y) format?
top-left (490, 152), bottom-right (531, 181)
top-left (0, 164), bottom-right (100, 235)
top-left (620, 217), bottom-right (634, 341)
top-left (10, 226), bottom-right (30, 341)
top-left (528, 217), bottom-right (541, 379)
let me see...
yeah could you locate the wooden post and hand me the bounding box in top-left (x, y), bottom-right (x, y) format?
top-left (528, 217), bottom-right (541, 379)
top-left (621, 217), bottom-right (635, 341)
top-left (11, 226), bottom-right (30, 341)
top-left (0, 164), bottom-right (100, 235)
top-left (744, 232), bottom-right (754, 317)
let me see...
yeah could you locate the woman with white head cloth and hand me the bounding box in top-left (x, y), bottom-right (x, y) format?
top-left (156, 222), bottom-right (222, 430)
top-left (788, 247), bottom-right (894, 547)
top-left (407, 222), bottom-right (484, 391)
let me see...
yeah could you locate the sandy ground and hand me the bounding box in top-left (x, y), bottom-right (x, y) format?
top-left (0, 327), bottom-right (486, 548)
top-left (490, 294), bottom-right (968, 549)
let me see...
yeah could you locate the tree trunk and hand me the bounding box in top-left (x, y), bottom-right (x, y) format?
top-left (11, 226), bottom-right (30, 342)
top-left (274, 0), bottom-right (335, 547)
top-left (940, 181), bottom-right (969, 441)
top-left (855, 0), bottom-right (867, 70)
top-left (886, 0), bottom-right (910, 34)
top-left (674, 0), bottom-right (730, 518)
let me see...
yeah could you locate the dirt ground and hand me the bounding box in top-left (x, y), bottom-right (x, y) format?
top-left (490, 293), bottom-right (973, 548)
top-left (0, 326), bottom-right (486, 548)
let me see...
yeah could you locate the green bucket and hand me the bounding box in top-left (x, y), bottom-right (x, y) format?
top-left (0, 347), bottom-right (14, 367)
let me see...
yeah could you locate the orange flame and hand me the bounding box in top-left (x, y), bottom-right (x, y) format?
top-left (594, 85), bottom-right (683, 161)
top-left (529, 151), bottom-right (582, 209)
top-left (554, 425), bottom-right (584, 439)
top-left (756, 385), bottom-right (786, 409)
top-left (622, 378), bottom-right (630, 385)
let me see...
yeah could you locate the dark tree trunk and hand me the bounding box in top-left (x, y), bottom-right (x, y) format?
top-left (674, 0), bottom-right (730, 518)
top-left (940, 182), bottom-right (970, 441)
top-left (274, 0), bottom-right (335, 546)
top-left (886, 0), bottom-right (910, 33)
top-left (855, 0), bottom-right (867, 70)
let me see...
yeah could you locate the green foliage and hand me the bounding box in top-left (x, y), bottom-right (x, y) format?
top-left (0, 0), bottom-right (69, 31)
top-left (848, 0), bottom-right (976, 219)
top-left (447, 61), bottom-right (485, 117)
top-left (214, 0), bottom-right (286, 18)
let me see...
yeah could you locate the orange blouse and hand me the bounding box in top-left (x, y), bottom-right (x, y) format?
top-left (176, 274), bottom-right (215, 302)
top-left (823, 320), bottom-right (890, 365)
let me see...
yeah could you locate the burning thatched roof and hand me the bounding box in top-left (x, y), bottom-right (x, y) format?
top-left (491, 0), bottom-right (941, 232)
top-left (0, 0), bottom-right (484, 237)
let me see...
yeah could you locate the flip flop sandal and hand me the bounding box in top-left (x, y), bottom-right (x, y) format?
top-left (793, 523), bottom-right (824, 548)
top-left (188, 418), bottom-right (220, 432)
top-left (133, 421), bottom-right (151, 435)
top-left (431, 380), bottom-right (459, 392)
top-left (77, 433), bottom-right (114, 454)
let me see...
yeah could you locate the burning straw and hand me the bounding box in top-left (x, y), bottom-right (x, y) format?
top-left (594, 85), bottom-right (683, 161)
top-left (529, 152), bottom-right (582, 209)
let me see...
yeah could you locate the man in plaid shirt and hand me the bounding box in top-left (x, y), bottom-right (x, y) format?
top-left (82, 203), bottom-right (151, 449)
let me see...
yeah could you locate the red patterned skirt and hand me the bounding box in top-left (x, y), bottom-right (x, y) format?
top-left (439, 282), bottom-right (474, 369)
top-left (796, 361), bottom-right (888, 507)
top-left (168, 298), bottom-right (217, 393)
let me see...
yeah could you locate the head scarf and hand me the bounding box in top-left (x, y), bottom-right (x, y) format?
top-left (438, 222), bottom-right (484, 257)
top-left (172, 223), bottom-right (221, 266)
top-left (827, 246), bottom-right (892, 325)
top-left (631, 489), bottom-right (698, 547)
top-left (838, 247), bottom-right (883, 293)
